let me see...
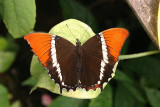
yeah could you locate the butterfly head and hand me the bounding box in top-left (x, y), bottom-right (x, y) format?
top-left (76, 39), bottom-right (81, 47)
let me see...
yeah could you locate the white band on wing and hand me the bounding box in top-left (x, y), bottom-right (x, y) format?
top-left (51, 35), bottom-right (62, 82)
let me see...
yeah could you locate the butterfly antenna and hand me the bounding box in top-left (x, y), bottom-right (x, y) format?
top-left (79, 26), bottom-right (90, 41)
top-left (79, 20), bottom-right (93, 41)
top-left (66, 24), bottom-right (77, 41)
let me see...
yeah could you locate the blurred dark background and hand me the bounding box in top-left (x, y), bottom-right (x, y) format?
top-left (0, 0), bottom-right (158, 107)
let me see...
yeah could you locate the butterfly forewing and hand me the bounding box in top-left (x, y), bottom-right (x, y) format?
top-left (81, 35), bottom-right (104, 90)
top-left (54, 36), bottom-right (79, 92)
top-left (81, 28), bottom-right (129, 90)
top-left (24, 33), bottom-right (79, 93)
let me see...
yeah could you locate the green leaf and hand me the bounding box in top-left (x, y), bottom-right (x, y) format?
top-left (30, 55), bottom-right (47, 80)
top-left (0, 51), bottom-right (16, 72)
top-left (30, 19), bottom-right (119, 98)
top-left (30, 54), bottom-right (102, 98)
top-left (114, 84), bottom-right (136, 107)
top-left (0, 35), bottom-right (18, 72)
top-left (0, 84), bottom-right (10, 107)
top-left (89, 85), bottom-right (112, 107)
top-left (11, 100), bottom-right (21, 107)
top-left (49, 19), bottom-right (95, 45)
top-left (122, 82), bottom-right (146, 103)
top-left (22, 76), bottom-right (37, 86)
top-left (48, 96), bottom-right (88, 107)
top-left (121, 56), bottom-right (160, 88)
top-left (0, 36), bottom-right (8, 50)
top-left (59, 0), bottom-right (98, 32)
top-left (114, 70), bottom-right (134, 84)
top-left (114, 70), bottom-right (146, 103)
top-left (145, 88), bottom-right (160, 107)
top-left (0, 0), bottom-right (36, 38)
top-left (0, 0), bottom-right (4, 4)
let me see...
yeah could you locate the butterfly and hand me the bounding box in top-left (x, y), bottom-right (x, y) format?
top-left (24, 28), bottom-right (129, 93)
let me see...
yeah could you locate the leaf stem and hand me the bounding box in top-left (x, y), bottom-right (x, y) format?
top-left (119, 50), bottom-right (160, 60)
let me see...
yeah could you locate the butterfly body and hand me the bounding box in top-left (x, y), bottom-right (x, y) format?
top-left (75, 39), bottom-right (83, 73)
top-left (24, 28), bottom-right (129, 93)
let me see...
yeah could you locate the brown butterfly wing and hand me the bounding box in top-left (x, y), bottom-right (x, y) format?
top-left (81, 28), bottom-right (129, 91)
top-left (24, 33), bottom-right (79, 93)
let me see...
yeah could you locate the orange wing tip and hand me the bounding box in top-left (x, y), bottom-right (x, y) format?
top-left (24, 33), bottom-right (52, 67)
top-left (24, 33), bottom-right (52, 40)
top-left (24, 33), bottom-right (52, 46)
top-left (102, 28), bottom-right (129, 61)
top-left (103, 28), bottom-right (129, 38)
